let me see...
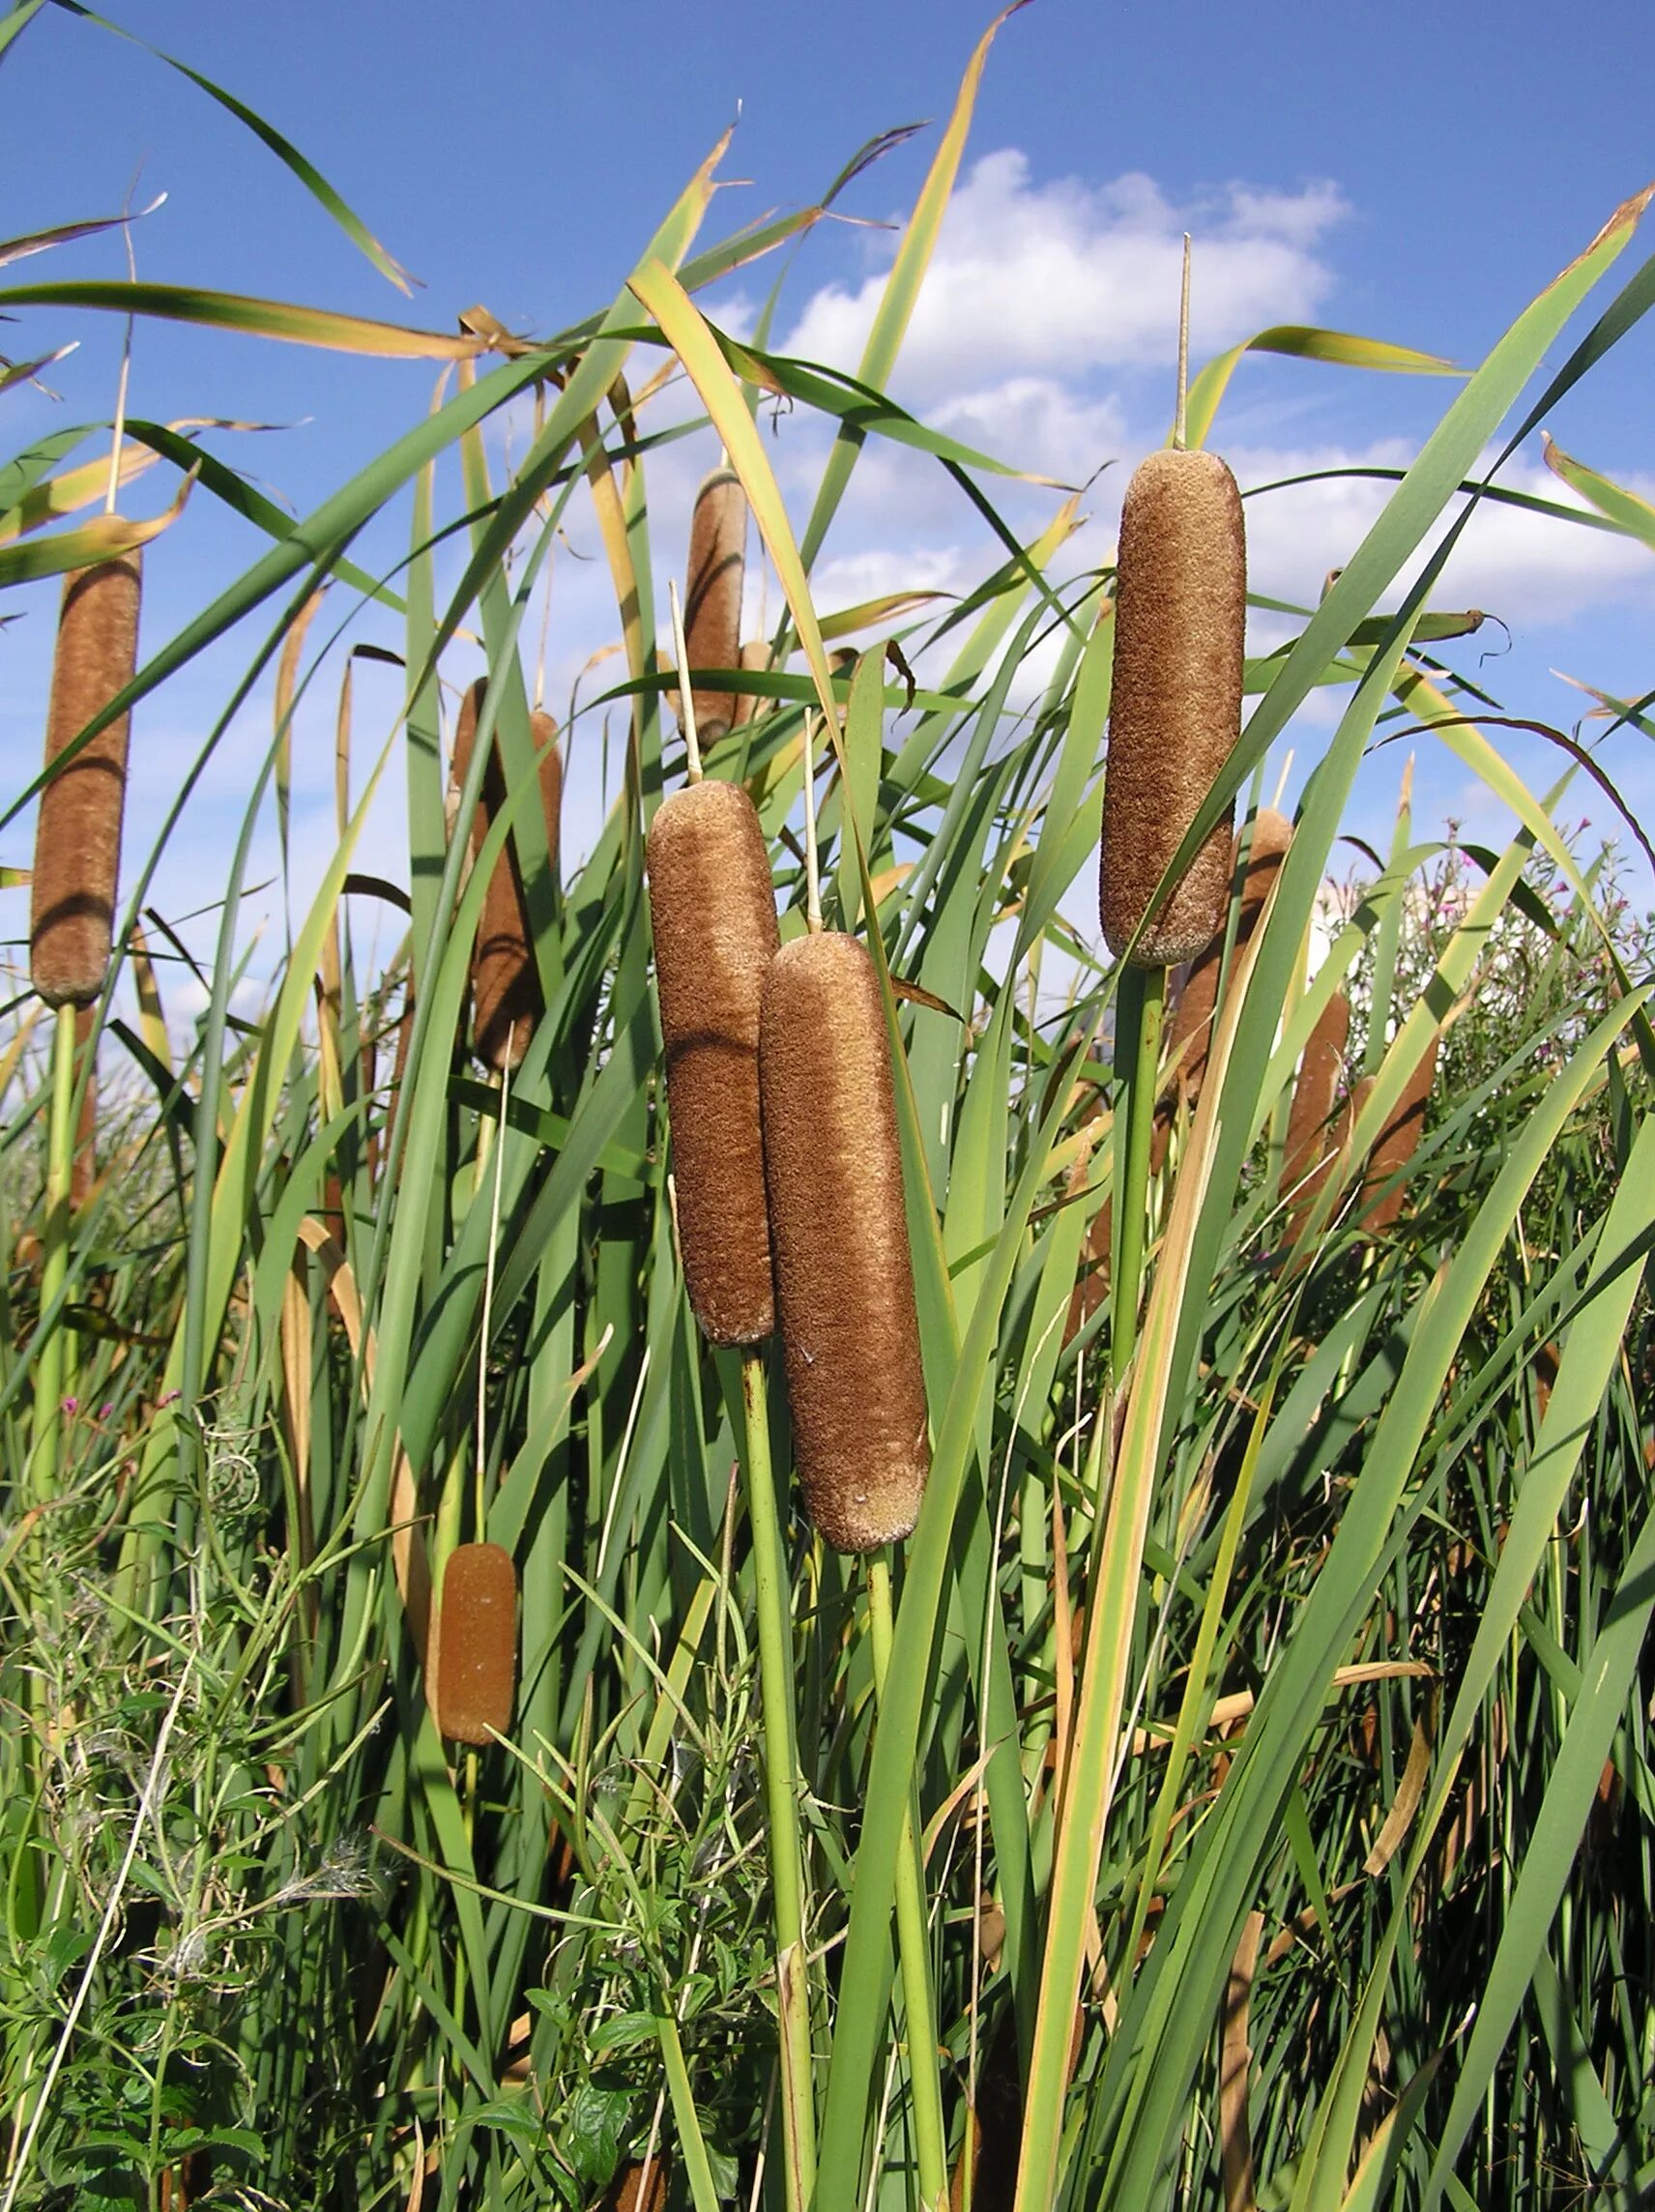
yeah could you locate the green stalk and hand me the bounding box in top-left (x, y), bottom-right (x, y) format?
top-left (30, 1005), bottom-right (78, 1507)
top-left (1109, 965), bottom-right (1166, 1384)
top-left (739, 1352), bottom-right (818, 2212)
top-left (866, 1549), bottom-right (948, 2212)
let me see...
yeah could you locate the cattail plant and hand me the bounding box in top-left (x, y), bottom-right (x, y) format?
top-left (30, 553), bottom-right (142, 1008)
top-left (1098, 444), bottom-right (1245, 968)
top-left (682, 466), bottom-right (746, 743)
top-left (1362, 1034), bottom-right (1439, 1232)
top-left (1096, 242), bottom-right (1246, 1382)
top-left (450, 682), bottom-right (562, 1071)
top-left (645, 777), bottom-right (779, 1344)
top-left (760, 929), bottom-right (931, 1552)
top-left (646, 579), bottom-right (815, 2205)
top-left (757, 718), bottom-right (944, 2202)
top-left (430, 1540), bottom-right (517, 1744)
top-left (1282, 988), bottom-right (1351, 1244)
top-left (29, 551), bottom-right (141, 1500)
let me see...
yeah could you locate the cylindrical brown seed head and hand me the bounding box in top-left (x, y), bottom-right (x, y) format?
top-left (1283, 990), bottom-right (1351, 1242)
top-left (1100, 449), bottom-right (1245, 967)
top-left (1362, 1034), bottom-right (1438, 1233)
top-left (1157, 806), bottom-right (1294, 1158)
top-left (760, 932), bottom-right (930, 1551)
top-left (646, 779), bottom-right (779, 1344)
top-left (430, 1541), bottom-right (517, 1744)
top-left (683, 468), bottom-right (745, 742)
top-left (30, 553), bottom-right (142, 1007)
top-left (451, 685), bottom-right (561, 1071)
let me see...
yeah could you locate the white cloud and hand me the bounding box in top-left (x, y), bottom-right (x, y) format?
top-left (781, 151), bottom-right (1347, 397)
top-left (1234, 440), bottom-right (1655, 628)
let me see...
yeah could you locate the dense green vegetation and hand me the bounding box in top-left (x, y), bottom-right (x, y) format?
top-left (3, 10), bottom-right (1654, 2208)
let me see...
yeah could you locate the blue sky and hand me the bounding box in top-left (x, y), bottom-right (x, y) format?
top-left (5, 0), bottom-right (1655, 1010)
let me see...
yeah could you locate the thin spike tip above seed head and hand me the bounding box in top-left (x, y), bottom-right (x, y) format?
top-left (646, 777), bottom-right (780, 1345)
top-left (760, 932), bottom-right (930, 1553)
top-left (430, 1541), bottom-right (517, 1745)
top-left (30, 553), bottom-right (142, 1008)
top-left (1100, 447), bottom-right (1245, 968)
top-left (683, 467), bottom-right (746, 744)
top-left (451, 684), bottom-right (561, 1072)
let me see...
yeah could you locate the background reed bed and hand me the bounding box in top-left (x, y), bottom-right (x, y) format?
top-left (1, 16), bottom-right (1654, 2212)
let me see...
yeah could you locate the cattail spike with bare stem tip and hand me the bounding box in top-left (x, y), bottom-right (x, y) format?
top-left (450, 683), bottom-right (561, 1072)
top-left (682, 465), bottom-right (745, 744)
top-left (758, 690), bottom-right (928, 1548)
top-left (30, 555), bottom-right (142, 1008)
top-left (646, 779), bottom-right (780, 1345)
top-left (1100, 238), bottom-right (1245, 970)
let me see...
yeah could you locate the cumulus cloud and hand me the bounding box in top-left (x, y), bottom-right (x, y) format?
top-left (781, 151), bottom-right (1347, 396)
top-left (1234, 441), bottom-right (1655, 628)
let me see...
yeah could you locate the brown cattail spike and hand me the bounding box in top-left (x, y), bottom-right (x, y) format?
top-left (30, 553), bottom-right (142, 1007)
top-left (1100, 449), bottom-right (1245, 967)
top-left (683, 468), bottom-right (745, 743)
top-left (760, 933), bottom-right (930, 1552)
top-left (1283, 989), bottom-right (1351, 1242)
top-left (451, 684), bottom-right (562, 1071)
top-left (1154, 807), bottom-right (1292, 1172)
top-left (646, 779), bottom-right (779, 1345)
top-left (431, 1541), bottom-right (517, 1744)
top-left (1363, 1034), bottom-right (1438, 1232)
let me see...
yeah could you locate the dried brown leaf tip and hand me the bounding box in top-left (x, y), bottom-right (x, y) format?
top-left (646, 779), bottom-right (779, 1345)
top-left (30, 553), bottom-right (142, 1008)
top-left (430, 1541), bottom-right (517, 1745)
top-left (1100, 449), bottom-right (1245, 967)
top-left (450, 683), bottom-right (562, 1071)
top-left (683, 468), bottom-right (746, 742)
top-left (760, 932), bottom-right (930, 1552)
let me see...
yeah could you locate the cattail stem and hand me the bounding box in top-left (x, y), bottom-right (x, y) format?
top-left (1110, 965), bottom-right (1166, 1384)
top-left (738, 1352), bottom-right (818, 2212)
top-left (31, 1004), bottom-right (80, 1504)
top-left (865, 1552), bottom-right (948, 2212)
